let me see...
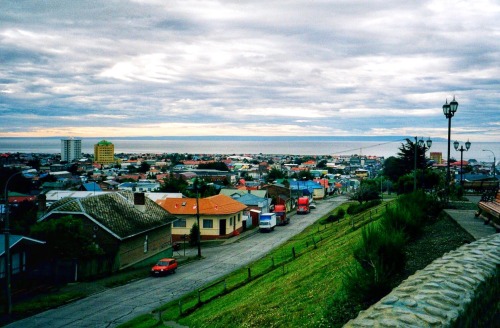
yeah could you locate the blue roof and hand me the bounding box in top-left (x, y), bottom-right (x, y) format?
top-left (235, 193), bottom-right (267, 205)
top-left (83, 182), bottom-right (102, 191)
top-left (0, 235), bottom-right (45, 256)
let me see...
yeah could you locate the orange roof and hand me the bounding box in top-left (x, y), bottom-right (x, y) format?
top-left (156, 194), bottom-right (247, 215)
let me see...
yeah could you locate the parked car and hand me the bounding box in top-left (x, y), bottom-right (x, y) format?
top-left (151, 258), bottom-right (178, 276)
top-left (309, 201), bottom-right (317, 209)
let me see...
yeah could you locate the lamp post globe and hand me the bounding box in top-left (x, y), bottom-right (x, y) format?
top-left (454, 140), bottom-right (471, 185)
top-left (443, 96), bottom-right (458, 201)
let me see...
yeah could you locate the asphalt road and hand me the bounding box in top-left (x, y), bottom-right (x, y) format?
top-left (7, 195), bottom-right (347, 328)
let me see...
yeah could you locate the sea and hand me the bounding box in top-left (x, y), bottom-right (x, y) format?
top-left (0, 136), bottom-right (498, 162)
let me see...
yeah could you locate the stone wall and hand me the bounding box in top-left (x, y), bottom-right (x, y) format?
top-left (344, 233), bottom-right (500, 327)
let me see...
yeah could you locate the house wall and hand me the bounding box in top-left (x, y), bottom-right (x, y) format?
top-left (172, 211), bottom-right (244, 241)
top-left (117, 224), bottom-right (172, 269)
top-left (45, 213), bottom-right (173, 272)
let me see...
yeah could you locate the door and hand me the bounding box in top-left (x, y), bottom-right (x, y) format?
top-left (219, 219), bottom-right (226, 236)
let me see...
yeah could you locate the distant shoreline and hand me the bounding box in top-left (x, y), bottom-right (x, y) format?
top-left (0, 135), bottom-right (447, 142)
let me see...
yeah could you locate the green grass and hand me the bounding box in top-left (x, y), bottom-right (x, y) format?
top-left (12, 291), bottom-right (86, 316)
top-left (117, 201), bottom-right (392, 328)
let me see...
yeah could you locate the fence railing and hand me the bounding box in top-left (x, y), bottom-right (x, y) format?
top-left (161, 200), bottom-right (394, 318)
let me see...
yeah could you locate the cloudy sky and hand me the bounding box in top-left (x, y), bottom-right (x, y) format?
top-left (1, 0), bottom-right (499, 141)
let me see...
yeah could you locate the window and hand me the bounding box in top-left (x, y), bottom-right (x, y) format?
top-left (238, 213), bottom-right (241, 222)
top-left (173, 219), bottom-right (187, 228)
top-left (203, 219), bottom-right (213, 229)
top-left (230, 217), bottom-right (233, 226)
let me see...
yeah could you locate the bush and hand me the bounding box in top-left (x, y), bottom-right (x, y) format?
top-left (189, 222), bottom-right (200, 247)
top-left (352, 224), bottom-right (407, 292)
top-left (346, 199), bottom-right (382, 215)
top-left (321, 208), bottom-right (346, 224)
top-left (381, 206), bottom-right (422, 238)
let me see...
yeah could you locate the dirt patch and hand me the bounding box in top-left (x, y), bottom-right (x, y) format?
top-left (394, 213), bottom-right (475, 286)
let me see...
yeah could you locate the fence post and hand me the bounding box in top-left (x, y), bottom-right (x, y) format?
top-left (198, 290), bottom-right (201, 304)
top-left (312, 237), bottom-right (317, 249)
top-left (224, 279), bottom-right (227, 292)
top-left (247, 267), bottom-right (251, 281)
top-left (292, 247), bottom-right (296, 259)
top-left (272, 257), bottom-right (275, 267)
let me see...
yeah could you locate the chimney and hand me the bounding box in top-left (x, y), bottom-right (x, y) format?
top-left (134, 192), bottom-right (146, 213)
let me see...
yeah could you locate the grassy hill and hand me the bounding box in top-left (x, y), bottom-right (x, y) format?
top-left (120, 195), bottom-right (474, 328)
top-left (121, 201), bottom-right (390, 327)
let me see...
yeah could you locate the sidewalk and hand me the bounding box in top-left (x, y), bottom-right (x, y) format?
top-left (445, 195), bottom-right (497, 240)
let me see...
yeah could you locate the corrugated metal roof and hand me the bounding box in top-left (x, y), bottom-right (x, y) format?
top-left (157, 194), bottom-right (247, 215)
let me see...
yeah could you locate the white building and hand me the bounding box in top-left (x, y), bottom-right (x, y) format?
top-left (61, 138), bottom-right (82, 162)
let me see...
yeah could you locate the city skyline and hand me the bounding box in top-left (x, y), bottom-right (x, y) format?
top-left (1, 1), bottom-right (499, 141)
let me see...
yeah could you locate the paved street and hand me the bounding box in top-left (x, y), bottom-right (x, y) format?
top-left (7, 196), bottom-right (347, 328)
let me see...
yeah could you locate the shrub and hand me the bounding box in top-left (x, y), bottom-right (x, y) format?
top-left (189, 222), bottom-right (200, 247)
top-left (321, 208), bottom-right (346, 224)
top-left (346, 199), bottom-right (382, 215)
top-left (353, 224), bottom-right (407, 288)
top-left (381, 206), bottom-right (422, 238)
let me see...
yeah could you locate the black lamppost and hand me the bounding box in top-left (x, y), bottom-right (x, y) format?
top-left (3, 171), bottom-right (24, 315)
top-left (421, 137), bottom-right (432, 189)
top-left (454, 140), bottom-right (471, 185)
top-left (483, 149), bottom-right (496, 179)
top-left (193, 178), bottom-right (201, 258)
top-left (413, 137), bottom-right (432, 192)
top-left (443, 96), bottom-right (459, 198)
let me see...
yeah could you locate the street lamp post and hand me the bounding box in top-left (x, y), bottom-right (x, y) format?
top-left (482, 149), bottom-right (496, 179)
top-left (443, 96), bottom-right (459, 199)
top-left (3, 171), bottom-right (24, 315)
top-left (413, 137), bottom-right (419, 192)
top-left (194, 178), bottom-right (201, 258)
top-left (454, 140), bottom-right (471, 185)
top-left (413, 137), bottom-right (432, 192)
top-left (421, 137), bottom-right (432, 189)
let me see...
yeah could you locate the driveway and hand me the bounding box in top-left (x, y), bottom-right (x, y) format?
top-left (7, 196), bottom-right (347, 328)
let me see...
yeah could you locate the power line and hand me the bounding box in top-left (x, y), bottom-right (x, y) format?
top-left (331, 138), bottom-right (406, 156)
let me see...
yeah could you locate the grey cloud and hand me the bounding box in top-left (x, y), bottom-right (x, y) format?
top-left (0, 1), bottom-right (498, 140)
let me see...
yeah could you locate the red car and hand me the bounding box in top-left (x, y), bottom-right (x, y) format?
top-left (151, 258), bottom-right (178, 276)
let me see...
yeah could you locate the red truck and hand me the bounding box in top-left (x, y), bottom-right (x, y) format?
top-left (297, 197), bottom-right (310, 214)
top-left (274, 204), bottom-right (289, 225)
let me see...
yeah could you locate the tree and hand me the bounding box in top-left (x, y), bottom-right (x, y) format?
top-left (67, 163), bottom-right (79, 175)
top-left (27, 158), bottom-right (41, 170)
top-left (161, 173), bottom-right (188, 193)
top-left (382, 156), bottom-right (404, 182)
top-left (0, 167), bottom-right (31, 196)
top-left (267, 167), bottom-right (284, 183)
top-left (138, 162), bottom-right (151, 173)
top-left (298, 170), bottom-right (313, 181)
top-left (350, 180), bottom-right (381, 204)
top-left (317, 159), bottom-right (327, 169)
top-left (198, 162), bottom-right (229, 171)
top-left (30, 215), bottom-right (103, 259)
top-left (189, 222), bottom-right (200, 247)
top-left (10, 200), bottom-right (38, 235)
